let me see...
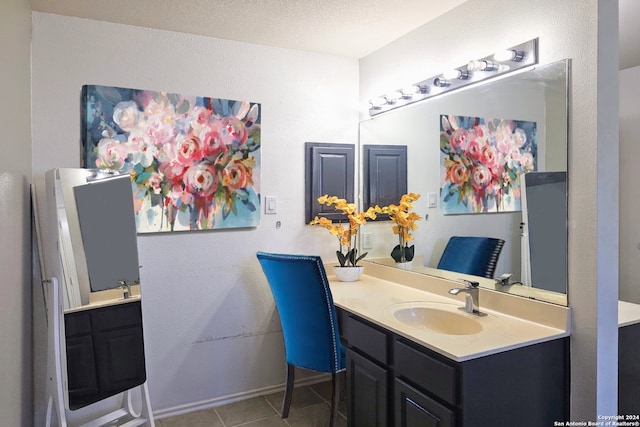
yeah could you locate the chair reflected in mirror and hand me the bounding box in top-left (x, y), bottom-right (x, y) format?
top-left (437, 236), bottom-right (505, 279)
top-left (256, 252), bottom-right (346, 427)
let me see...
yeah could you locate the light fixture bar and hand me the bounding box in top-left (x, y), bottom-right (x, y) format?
top-left (368, 38), bottom-right (538, 117)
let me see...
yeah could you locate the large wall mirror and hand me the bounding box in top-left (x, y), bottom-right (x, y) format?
top-left (359, 59), bottom-right (568, 306)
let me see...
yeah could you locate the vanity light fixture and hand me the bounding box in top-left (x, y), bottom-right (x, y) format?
top-left (368, 38), bottom-right (538, 117)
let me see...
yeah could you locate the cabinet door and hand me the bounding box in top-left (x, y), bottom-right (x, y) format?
top-left (66, 335), bottom-right (99, 409)
top-left (347, 349), bottom-right (389, 427)
top-left (94, 326), bottom-right (146, 393)
top-left (395, 379), bottom-right (455, 427)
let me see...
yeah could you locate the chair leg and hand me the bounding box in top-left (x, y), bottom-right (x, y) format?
top-left (282, 364), bottom-right (295, 418)
top-left (330, 371), bottom-right (345, 427)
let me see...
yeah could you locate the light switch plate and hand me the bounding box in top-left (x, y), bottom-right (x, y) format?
top-left (265, 196), bottom-right (277, 214)
top-left (427, 192), bottom-right (437, 208)
top-left (362, 233), bottom-right (373, 250)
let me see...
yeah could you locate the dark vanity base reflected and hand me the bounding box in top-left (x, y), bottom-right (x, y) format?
top-left (619, 324), bottom-right (640, 416)
top-left (65, 300), bottom-right (146, 410)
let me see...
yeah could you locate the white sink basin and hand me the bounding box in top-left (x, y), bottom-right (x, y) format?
top-left (387, 302), bottom-right (483, 335)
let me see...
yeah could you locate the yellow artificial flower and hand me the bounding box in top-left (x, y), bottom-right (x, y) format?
top-left (310, 194), bottom-right (378, 267)
top-left (381, 193), bottom-right (422, 262)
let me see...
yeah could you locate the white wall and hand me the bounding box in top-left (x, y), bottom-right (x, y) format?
top-left (619, 65), bottom-right (640, 302)
top-left (0, 0), bottom-right (32, 426)
top-left (359, 0), bottom-right (619, 421)
top-left (31, 12), bottom-right (359, 419)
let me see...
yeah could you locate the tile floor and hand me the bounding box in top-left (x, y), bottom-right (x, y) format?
top-left (156, 380), bottom-right (348, 427)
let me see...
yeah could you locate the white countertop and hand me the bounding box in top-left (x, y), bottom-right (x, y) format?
top-left (619, 300), bottom-right (640, 327)
top-left (328, 261), bottom-right (571, 362)
top-left (65, 286), bottom-right (141, 313)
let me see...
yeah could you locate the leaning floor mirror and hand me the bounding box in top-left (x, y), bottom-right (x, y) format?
top-left (37, 168), bottom-right (154, 426)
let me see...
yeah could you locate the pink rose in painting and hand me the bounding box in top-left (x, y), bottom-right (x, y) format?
top-left (168, 185), bottom-right (194, 209)
top-left (222, 159), bottom-right (253, 190)
top-left (446, 159), bottom-right (469, 186)
top-left (183, 162), bottom-right (218, 198)
top-left (450, 128), bottom-right (469, 152)
top-left (480, 144), bottom-right (499, 169)
top-left (148, 172), bottom-right (164, 195)
top-left (113, 101), bottom-right (140, 132)
top-left (199, 121), bottom-right (228, 159)
top-left (465, 139), bottom-right (483, 161)
top-left (159, 160), bottom-right (186, 182)
top-left (175, 133), bottom-right (203, 165)
top-left (221, 116), bottom-right (248, 148)
top-left (470, 165), bottom-right (492, 191)
top-left (156, 143), bottom-right (187, 182)
top-left (191, 106), bottom-right (212, 126)
top-left (96, 138), bottom-right (128, 170)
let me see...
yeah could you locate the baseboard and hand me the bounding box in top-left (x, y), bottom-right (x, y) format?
top-left (153, 373), bottom-right (331, 419)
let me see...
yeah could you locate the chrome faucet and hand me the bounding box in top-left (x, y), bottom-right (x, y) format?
top-left (118, 279), bottom-right (132, 299)
top-left (449, 279), bottom-right (483, 315)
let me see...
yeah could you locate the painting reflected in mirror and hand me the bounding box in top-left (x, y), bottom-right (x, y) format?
top-left (359, 60), bottom-right (568, 305)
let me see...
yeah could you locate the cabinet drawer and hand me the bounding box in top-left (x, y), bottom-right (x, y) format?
top-left (347, 315), bottom-right (390, 364)
top-left (92, 301), bottom-right (142, 332)
top-left (394, 339), bottom-right (458, 405)
top-left (65, 311), bottom-right (92, 337)
top-left (336, 307), bottom-right (349, 344)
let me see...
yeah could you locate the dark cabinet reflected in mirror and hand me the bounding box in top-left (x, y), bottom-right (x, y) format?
top-left (359, 60), bottom-right (569, 306)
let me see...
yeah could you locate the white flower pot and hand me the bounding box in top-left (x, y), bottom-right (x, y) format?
top-left (332, 266), bottom-right (364, 282)
top-left (395, 261), bottom-right (413, 270)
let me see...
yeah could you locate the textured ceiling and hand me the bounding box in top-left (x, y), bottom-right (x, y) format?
top-left (29, 0), bottom-right (467, 58)
top-left (30, 0), bottom-right (639, 68)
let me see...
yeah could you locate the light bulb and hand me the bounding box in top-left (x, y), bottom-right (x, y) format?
top-left (401, 84), bottom-right (426, 97)
top-left (386, 91), bottom-right (403, 103)
top-left (369, 97), bottom-right (387, 109)
top-left (494, 49), bottom-right (524, 62)
top-left (433, 77), bottom-right (450, 88)
top-left (443, 69), bottom-right (469, 80)
top-left (468, 59), bottom-right (499, 72)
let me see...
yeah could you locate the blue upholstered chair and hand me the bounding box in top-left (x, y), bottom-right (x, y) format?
top-left (256, 252), bottom-right (345, 426)
top-left (437, 236), bottom-right (505, 279)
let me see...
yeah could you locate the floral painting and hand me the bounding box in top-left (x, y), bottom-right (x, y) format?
top-left (439, 114), bottom-right (536, 214)
top-left (82, 85), bottom-right (261, 233)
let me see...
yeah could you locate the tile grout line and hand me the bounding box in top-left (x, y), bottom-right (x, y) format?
top-left (214, 406), bottom-right (227, 427)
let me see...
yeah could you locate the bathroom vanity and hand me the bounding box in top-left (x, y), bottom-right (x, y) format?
top-left (618, 301), bottom-right (640, 415)
top-left (330, 261), bottom-right (571, 427)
